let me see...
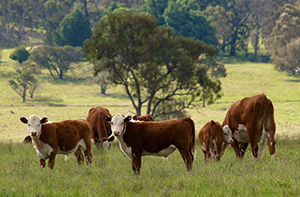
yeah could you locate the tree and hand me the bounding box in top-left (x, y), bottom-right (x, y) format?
top-left (30, 45), bottom-right (82, 79)
top-left (9, 45), bottom-right (30, 63)
top-left (53, 8), bottom-right (92, 47)
top-left (204, 6), bottom-right (233, 59)
top-left (143, 0), bottom-right (168, 26)
top-left (163, 0), bottom-right (218, 46)
top-left (84, 12), bottom-right (222, 118)
top-left (9, 62), bottom-right (41, 103)
top-left (269, 4), bottom-right (300, 74)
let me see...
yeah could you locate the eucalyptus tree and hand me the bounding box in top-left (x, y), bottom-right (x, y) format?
top-left (84, 12), bottom-right (224, 118)
top-left (30, 45), bottom-right (82, 79)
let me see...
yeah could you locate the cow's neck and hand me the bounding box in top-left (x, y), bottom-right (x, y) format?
top-left (115, 132), bottom-right (133, 159)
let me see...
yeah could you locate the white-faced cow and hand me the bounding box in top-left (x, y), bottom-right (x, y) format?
top-left (198, 120), bottom-right (234, 161)
top-left (86, 107), bottom-right (114, 150)
top-left (20, 114), bottom-right (92, 169)
top-left (105, 113), bottom-right (196, 175)
top-left (222, 94), bottom-right (276, 161)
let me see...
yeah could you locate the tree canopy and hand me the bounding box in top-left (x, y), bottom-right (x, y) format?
top-left (84, 12), bottom-right (223, 118)
top-left (9, 45), bottom-right (30, 63)
top-left (30, 45), bottom-right (82, 79)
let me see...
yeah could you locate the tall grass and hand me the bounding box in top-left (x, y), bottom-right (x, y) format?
top-left (1, 137), bottom-right (300, 196)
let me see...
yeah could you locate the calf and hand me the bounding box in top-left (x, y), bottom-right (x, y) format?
top-left (222, 94), bottom-right (276, 161)
top-left (105, 113), bottom-right (196, 175)
top-left (198, 120), bottom-right (234, 161)
top-left (86, 106), bottom-right (114, 150)
top-left (20, 114), bottom-right (92, 169)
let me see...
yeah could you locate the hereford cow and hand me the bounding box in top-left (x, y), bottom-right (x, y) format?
top-left (86, 106), bottom-right (114, 150)
top-left (222, 94), bottom-right (276, 161)
top-left (20, 114), bottom-right (92, 169)
top-left (198, 120), bottom-right (234, 161)
top-left (133, 114), bottom-right (155, 121)
top-left (105, 113), bottom-right (196, 175)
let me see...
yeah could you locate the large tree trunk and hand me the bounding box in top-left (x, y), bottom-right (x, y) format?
top-left (254, 26), bottom-right (259, 62)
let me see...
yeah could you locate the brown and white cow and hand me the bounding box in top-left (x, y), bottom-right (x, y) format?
top-left (198, 120), bottom-right (234, 161)
top-left (105, 113), bottom-right (196, 175)
top-left (20, 114), bottom-right (92, 169)
top-left (133, 114), bottom-right (155, 121)
top-left (222, 94), bottom-right (276, 161)
top-left (86, 106), bottom-right (114, 150)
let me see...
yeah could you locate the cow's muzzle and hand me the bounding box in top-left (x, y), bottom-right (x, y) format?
top-left (113, 131), bottom-right (121, 136)
top-left (31, 132), bottom-right (37, 137)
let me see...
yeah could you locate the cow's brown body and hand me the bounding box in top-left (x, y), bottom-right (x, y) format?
top-left (106, 114), bottom-right (196, 175)
top-left (198, 120), bottom-right (233, 161)
top-left (20, 115), bottom-right (92, 169)
top-left (222, 94), bottom-right (276, 160)
top-left (133, 114), bottom-right (155, 121)
top-left (86, 107), bottom-right (114, 150)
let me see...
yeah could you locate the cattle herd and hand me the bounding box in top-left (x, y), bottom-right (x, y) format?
top-left (20, 94), bottom-right (276, 174)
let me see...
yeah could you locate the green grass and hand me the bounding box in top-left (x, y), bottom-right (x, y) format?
top-left (1, 137), bottom-right (300, 196)
top-left (1, 48), bottom-right (300, 196)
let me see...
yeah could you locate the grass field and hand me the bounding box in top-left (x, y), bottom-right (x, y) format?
top-left (1, 48), bottom-right (300, 196)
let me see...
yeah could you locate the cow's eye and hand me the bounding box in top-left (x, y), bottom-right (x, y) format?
top-left (224, 133), bottom-right (227, 136)
top-left (28, 124), bottom-right (31, 127)
top-left (111, 122), bottom-right (113, 125)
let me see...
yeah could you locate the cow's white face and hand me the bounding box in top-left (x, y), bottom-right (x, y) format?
top-left (110, 113), bottom-right (126, 136)
top-left (223, 125), bottom-right (234, 144)
top-left (20, 114), bottom-right (48, 138)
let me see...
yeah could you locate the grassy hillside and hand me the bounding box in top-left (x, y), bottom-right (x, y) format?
top-left (0, 47), bottom-right (300, 141)
top-left (1, 48), bottom-right (300, 196)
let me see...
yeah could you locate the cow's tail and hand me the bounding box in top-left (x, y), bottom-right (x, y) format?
top-left (185, 117), bottom-right (196, 160)
top-left (262, 95), bottom-right (276, 159)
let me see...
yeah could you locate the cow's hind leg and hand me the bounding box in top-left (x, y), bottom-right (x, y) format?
top-left (74, 147), bottom-right (84, 164)
top-left (82, 137), bottom-right (93, 165)
top-left (179, 148), bottom-right (193, 172)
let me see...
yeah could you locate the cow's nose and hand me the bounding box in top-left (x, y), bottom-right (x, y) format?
top-left (31, 132), bottom-right (37, 137)
top-left (114, 131), bottom-right (120, 136)
top-left (230, 139), bottom-right (234, 144)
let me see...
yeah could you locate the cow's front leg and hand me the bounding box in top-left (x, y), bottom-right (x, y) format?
top-left (48, 149), bottom-right (57, 169)
top-left (231, 139), bottom-right (242, 158)
top-left (131, 153), bottom-right (141, 175)
top-left (39, 158), bottom-right (46, 168)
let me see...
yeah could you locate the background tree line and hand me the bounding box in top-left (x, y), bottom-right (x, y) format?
top-left (2, 0), bottom-right (300, 117)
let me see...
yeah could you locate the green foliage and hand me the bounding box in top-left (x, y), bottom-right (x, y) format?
top-left (269, 4), bottom-right (300, 74)
top-left (53, 8), bottom-right (92, 47)
top-left (143, 0), bottom-right (168, 25)
top-left (163, 0), bottom-right (218, 46)
top-left (9, 62), bottom-right (41, 103)
top-left (9, 45), bottom-right (30, 63)
top-left (84, 12), bottom-right (219, 117)
top-left (30, 45), bottom-right (82, 79)
top-left (102, 2), bottom-right (136, 16)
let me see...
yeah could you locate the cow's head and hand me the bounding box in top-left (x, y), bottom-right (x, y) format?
top-left (104, 113), bottom-right (132, 136)
top-left (20, 114), bottom-right (48, 138)
top-left (222, 125), bottom-right (234, 144)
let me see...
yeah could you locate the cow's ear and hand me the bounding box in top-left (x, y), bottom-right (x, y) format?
top-left (20, 117), bottom-right (28, 124)
top-left (133, 115), bottom-right (137, 120)
top-left (210, 120), bottom-right (216, 126)
top-left (104, 115), bottom-right (111, 122)
top-left (40, 117), bottom-right (48, 124)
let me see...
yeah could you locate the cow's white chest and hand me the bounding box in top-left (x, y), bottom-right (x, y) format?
top-left (32, 139), bottom-right (53, 160)
top-left (233, 124), bottom-right (249, 143)
top-left (116, 136), bottom-right (133, 159)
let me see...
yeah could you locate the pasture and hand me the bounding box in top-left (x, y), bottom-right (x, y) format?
top-left (0, 48), bottom-right (300, 196)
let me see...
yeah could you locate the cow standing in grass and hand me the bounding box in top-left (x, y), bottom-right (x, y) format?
top-left (86, 106), bottom-right (114, 150)
top-left (20, 114), bottom-right (92, 169)
top-left (222, 94), bottom-right (276, 161)
top-left (198, 120), bottom-right (234, 161)
top-left (105, 113), bottom-right (196, 175)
